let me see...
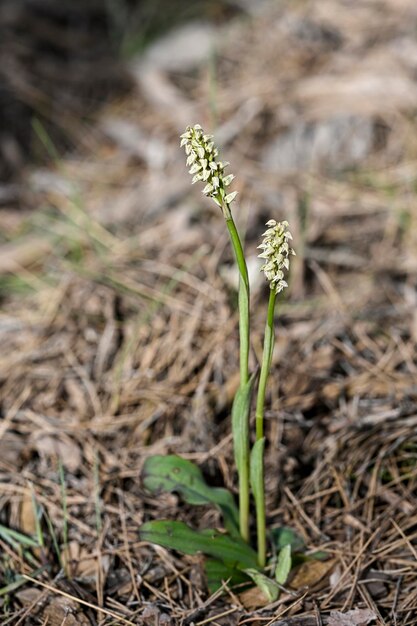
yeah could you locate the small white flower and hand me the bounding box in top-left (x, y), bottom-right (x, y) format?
top-left (258, 220), bottom-right (295, 294)
top-left (203, 183), bottom-right (214, 195)
top-left (225, 191), bottom-right (238, 204)
top-left (189, 163), bottom-right (201, 175)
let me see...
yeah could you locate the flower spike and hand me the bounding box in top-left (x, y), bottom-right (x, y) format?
top-left (180, 124), bottom-right (237, 218)
top-left (258, 220), bottom-right (295, 293)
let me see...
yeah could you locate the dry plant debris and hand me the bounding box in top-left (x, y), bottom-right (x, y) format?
top-left (1, 0), bottom-right (417, 623)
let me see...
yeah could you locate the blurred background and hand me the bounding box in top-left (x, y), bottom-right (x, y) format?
top-left (0, 0), bottom-right (238, 181)
top-left (2, 0), bottom-right (417, 622)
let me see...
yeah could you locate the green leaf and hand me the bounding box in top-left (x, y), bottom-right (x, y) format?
top-left (309, 550), bottom-right (328, 560)
top-left (270, 526), bottom-right (305, 552)
top-left (244, 569), bottom-right (280, 603)
top-left (143, 455), bottom-right (239, 536)
top-left (204, 559), bottom-right (250, 594)
top-left (275, 544), bottom-right (292, 585)
top-left (139, 520), bottom-right (258, 570)
top-left (232, 377), bottom-right (253, 480)
top-left (250, 438), bottom-right (265, 514)
top-left (296, 550), bottom-right (329, 564)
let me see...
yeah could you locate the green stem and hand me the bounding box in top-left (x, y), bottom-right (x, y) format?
top-left (256, 289), bottom-right (276, 440)
top-left (226, 216), bottom-right (250, 385)
top-left (237, 424), bottom-right (250, 543)
top-left (251, 438), bottom-right (266, 568)
top-left (254, 288), bottom-right (276, 567)
top-left (225, 212), bottom-right (250, 542)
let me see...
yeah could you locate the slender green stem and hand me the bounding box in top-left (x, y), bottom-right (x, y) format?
top-left (226, 215), bottom-right (250, 385)
top-left (251, 439), bottom-right (266, 568)
top-left (237, 410), bottom-right (250, 543)
top-left (256, 471), bottom-right (266, 567)
top-left (254, 288), bottom-right (276, 567)
top-left (225, 211), bottom-right (250, 542)
top-left (256, 289), bottom-right (276, 440)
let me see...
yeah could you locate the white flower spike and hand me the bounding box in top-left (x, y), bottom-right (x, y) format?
top-left (180, 124), bottom-right (237, 218)
top-left (258, 220), bottom-right (295, 294)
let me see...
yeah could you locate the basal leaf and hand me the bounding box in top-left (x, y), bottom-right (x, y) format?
top-left (275, 544), bottom-right (292, 585)
top-left (308, 550), bottom-right (329, 561)
top-left (270, 526), bottom-right (305, 552)
top-left (250, 437), bottom-right (265, 514)
top-left (139, 520), bottom-right (258, 570)
top-left (143, 455), bottom-right (239, 536)
top-left (232, 376), bottom-right (253, 478)
top-left (292, 549), bottom-right (329, 566)
top-left (204, 559), bottom-right (250, 594)
top-left (244, 568), bottom-right (280, 603)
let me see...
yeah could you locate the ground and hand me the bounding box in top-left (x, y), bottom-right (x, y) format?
top-left (1, 1), bottom-right (417, 624)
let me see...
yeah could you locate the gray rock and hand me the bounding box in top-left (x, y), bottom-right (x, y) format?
top-left (135, 21), bottom-right (218, 73)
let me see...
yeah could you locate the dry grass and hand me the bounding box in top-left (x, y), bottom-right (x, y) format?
top-left (1, 0), bottom-right (417, 624)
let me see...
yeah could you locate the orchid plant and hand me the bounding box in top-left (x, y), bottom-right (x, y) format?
top-left (139, 125), bottom-right (300, 601)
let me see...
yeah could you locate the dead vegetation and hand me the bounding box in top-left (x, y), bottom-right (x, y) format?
top-left (1, 0), bottom-right (417, 623)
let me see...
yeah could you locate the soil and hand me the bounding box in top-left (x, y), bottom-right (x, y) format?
top-left (1, 1), bottom-right (417, 624)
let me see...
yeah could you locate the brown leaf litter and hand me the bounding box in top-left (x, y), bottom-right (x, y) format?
top-left (1, 0), bottom-right (417, 623)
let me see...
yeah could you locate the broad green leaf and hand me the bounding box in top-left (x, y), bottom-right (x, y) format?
top-left (270, 526), bottom-right (305, 552)
top-left (139, 520), bottom-right (258, 570)
top-left (204, 559), bottom-right (250, 594)
top-left (143, 455), bottom-right (239, 536)
top-left (250, 438), bottom-right (265, 515)
top-left (232, 377), bottom-right (253, 479)
top-left (244, 568), bottom-right (280, 603)
top-left (275, 544), bottom-right (292, 585)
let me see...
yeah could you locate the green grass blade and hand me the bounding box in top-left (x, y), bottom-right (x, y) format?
top-left (0, 524), bottom-right (39, 549)
top-left (30, 486), bottom-right (45, 549)
top-left (143, 455), bottom-right (239, 536)
top-left (0, 566), bottom-right (48, 597)
top-left (139, 520), bottom-right (258, 570)
top-left (44, 510), bottom-right (62, 569)
top-left (58, 460), bottom-right (68, 550)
